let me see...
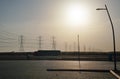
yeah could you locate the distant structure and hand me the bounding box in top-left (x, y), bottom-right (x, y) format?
top-left (77, 35), bottom-right (80, 53)
top-left (89, 46), bottom-right (91, 52)
top-left (52, 36), bottom-right (56, 50)
top-left (19, 35), bottom-right (24, 52)
top-left (69, 44), bottom-right (71, 51)
top-left (38, 36), bottom-right (42, 50)
top-left (65, 42), bottom-right (68, 51)
top-left (84, 45), bottom-right (86, 52)
top-left (73, 42), bottom-right (76, 51)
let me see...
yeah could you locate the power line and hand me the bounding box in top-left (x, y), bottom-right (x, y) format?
top-left (0, 28), bottom-right (18, 36)
top-left (0, 38), bottom-right (17, 40)
top-left (0, 41), bottom-right (16, 43)
top-left (0, 35), bottom-right (17, 39)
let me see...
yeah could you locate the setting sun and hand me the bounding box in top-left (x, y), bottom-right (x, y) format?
top-left (65, 3), bottom-right (90, 27)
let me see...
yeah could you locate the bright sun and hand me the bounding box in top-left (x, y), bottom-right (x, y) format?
top-left (65, 4), bottom-right (90, 28)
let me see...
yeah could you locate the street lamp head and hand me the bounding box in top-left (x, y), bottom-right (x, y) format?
top-left (96, 8), bottom-right (101, 10)
top-left (96, 8), bottom-right (106, 10)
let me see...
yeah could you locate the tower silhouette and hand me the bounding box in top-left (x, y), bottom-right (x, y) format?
top-left (19, 35), bottom-right (24, 52)
top-left (38, 36), bottom-right (42, 50)
top-left (65, 42), bottom-right (68, 51)
top-left (73, 42), bottom-right (76, 51)
top-left (52, 36), bottom-right (56, 50)
top-left (84, 45), bottom-right (86, 52)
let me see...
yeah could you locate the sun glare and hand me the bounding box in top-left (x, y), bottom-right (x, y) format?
top-left (65, 4), bottom-right (90, 28)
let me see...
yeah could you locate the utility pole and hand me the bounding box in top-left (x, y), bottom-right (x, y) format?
top-left (19, 35), bottom-right (24, 52)
top-left (77, 35), bottom-right (80, 69)
top-left (78, 35), bottom-right (80, 53)
top-left (96, 4), bottom-right (117, 70)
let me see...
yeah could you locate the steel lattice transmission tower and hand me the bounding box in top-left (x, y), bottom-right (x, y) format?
top-left (19, 35), bottom-right (24, 52)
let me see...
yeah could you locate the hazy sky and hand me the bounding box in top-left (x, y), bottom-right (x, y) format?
top-left (0, 0), bottom-right (120, 52)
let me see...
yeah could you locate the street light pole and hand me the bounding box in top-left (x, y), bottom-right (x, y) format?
top-left (96, 4), bottom-right (117, 70)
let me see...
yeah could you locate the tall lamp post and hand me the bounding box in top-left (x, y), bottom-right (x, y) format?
top-left (96, 4), bottom-right (117, 70)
